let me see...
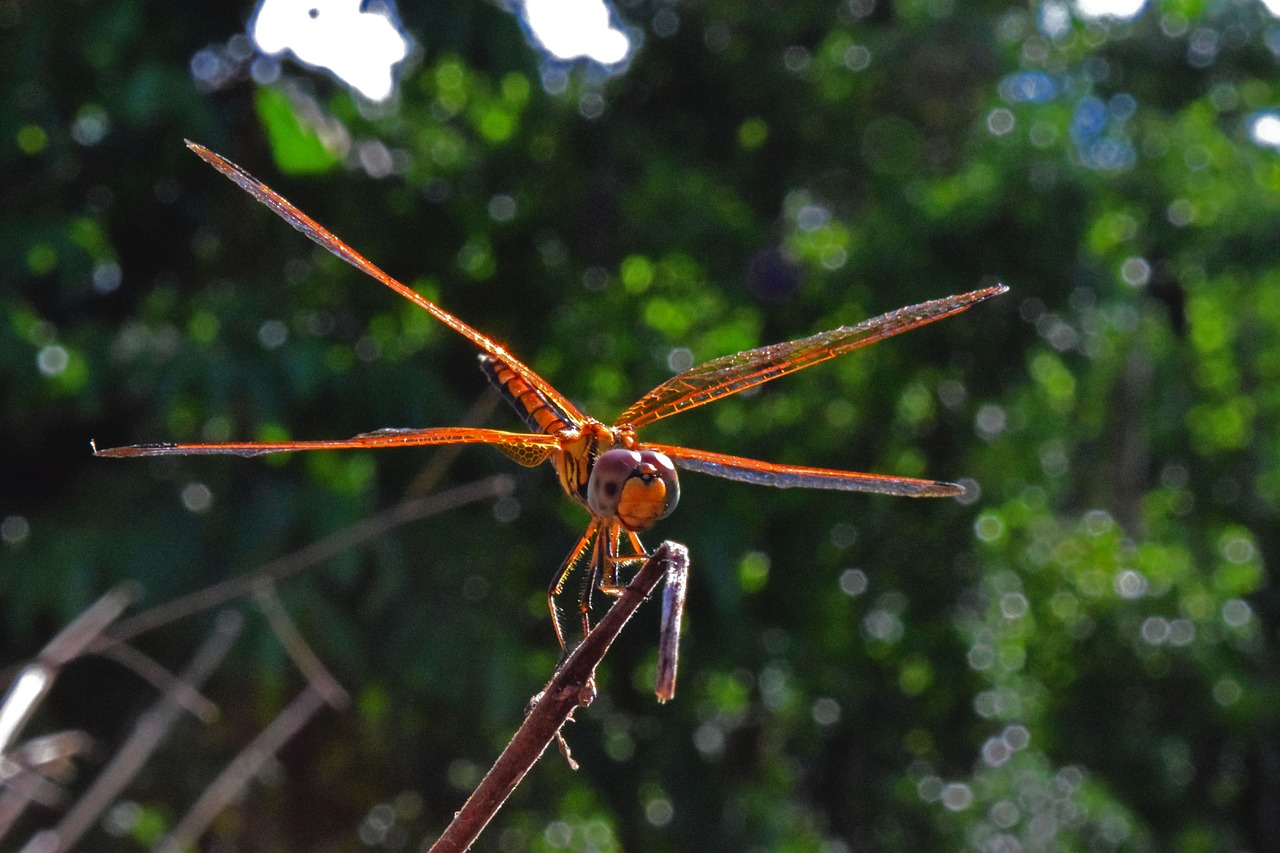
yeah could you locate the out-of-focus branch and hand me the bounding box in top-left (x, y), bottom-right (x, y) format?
top-left (0, 586), bottom-right (139, 843)
top-left (155, 683), bottom-right (331, 852)
top-left (146, 576), bottom-right (353, 850)
top-left (96, 474), bottom-right (514, 647)
top-left (94, 642), bottom-right (220, 722)
top-left (22, 612), bottom-right (243, 853)
top-left (254, 586), bottom-right (351, 709)
top-left (0, 585), bottom-right (137, 756)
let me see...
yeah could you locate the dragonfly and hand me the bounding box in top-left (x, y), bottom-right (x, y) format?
top-left (95, 141), bottom-right (1007, 656)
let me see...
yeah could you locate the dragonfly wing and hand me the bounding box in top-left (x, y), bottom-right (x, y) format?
top-left (618, 285), bottom-right (1007, 429)
top-left (92, 427), bottom-right (558, 465)
top-left (186, 142), bottom-right (586, 428)
top-left (643, 443), bottom-right (965, 498)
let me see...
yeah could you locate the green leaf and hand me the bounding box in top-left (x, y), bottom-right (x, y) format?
top-left (254, 86), bottom-right (341, 174)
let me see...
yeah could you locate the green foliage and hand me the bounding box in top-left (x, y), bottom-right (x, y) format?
top-left (4, 0), bottom-right (1280, 850)
top-left (255, 87), bottom-right (342, 174)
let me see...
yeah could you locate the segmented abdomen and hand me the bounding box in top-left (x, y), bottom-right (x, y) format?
top-left (479, 354), bottom-right (573, 436)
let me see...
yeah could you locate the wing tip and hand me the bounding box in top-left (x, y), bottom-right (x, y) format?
top-left (966, 282), bottom-right (1010, 305)
top-left (91, 440), bottom-right (172, 458)
top-left (923, 481), bottom-right (967, 498)
top-left (185, 139), bottom-right (212, 160)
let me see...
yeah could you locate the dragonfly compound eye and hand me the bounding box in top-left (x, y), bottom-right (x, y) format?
top-left (587, 449), bottom-right (642, 518)
top-left (635, 450), bottom-right (680, 523)
top-left (586, 448), bottom-right (681, 531)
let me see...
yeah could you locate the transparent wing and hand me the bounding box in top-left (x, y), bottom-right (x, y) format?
top-left (186, 141), bottom-right (586, 428)
top-left (92, 427), bottom-right (558, 466)
top-left (617, 285), bottom-right (1007, 429)
top-left (643, 442), bottom-right (964, 498)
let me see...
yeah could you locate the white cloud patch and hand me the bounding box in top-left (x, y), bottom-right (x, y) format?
top-left (1074, 0), bottom-right (1147, 20)
top-left (251, 0), bottom-right (410, 101)
top-left (521, 0), bottom-right (631, 64)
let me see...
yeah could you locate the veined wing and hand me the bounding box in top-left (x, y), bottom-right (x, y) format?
top-left (643, 443), bottom-right (964, 498)
top-left (92, 427), bottom-right (558, 466)
top-left (617, 285), bottom-right (1007, 429)
top-left (185, 142), bottom-right (586, 428)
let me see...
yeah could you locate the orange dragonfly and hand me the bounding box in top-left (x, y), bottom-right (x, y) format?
top-left (96, 142), bottom-right (1006, 652)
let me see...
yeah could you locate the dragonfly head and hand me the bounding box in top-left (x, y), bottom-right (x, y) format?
top-left (587, 448), bottom-right (680, 532)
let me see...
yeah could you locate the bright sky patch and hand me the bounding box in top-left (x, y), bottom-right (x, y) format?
top-left (1073, 0), bottom-right (1147, 20)
top-left (251, 0), bottom-right (410, 101)
top-left (520, 0), bottom-right (631, 65)
top-left (1249, 112), bottom-right (1280, 150)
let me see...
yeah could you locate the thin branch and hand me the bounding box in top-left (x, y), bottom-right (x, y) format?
top-left (254, 586), bottom-right (350, 709)
top-left (23, 612), bottom-right (243, 853)
top-left (0, 594), bottom-right (219, 727)
top-left (3, 732), bottom-right (93, 786)
top-left (156, 684), bottom-right (330, 852)
top-left (428, 542), bottom-right (689, 853)
top-left (0, 773), bottom-right (61, 841)
top-left (0, 586), bottom-right (137, 755)
top-left (0, 587), bottom-right (138, 843)
top-left (401, 392), bottom-right (502, 500)
top-left (655, 547), bottom-right (689, 703)
top-left (94, 643), bottom-right (219, 722)
top-left (96, 474), bottom-right (514, 648)
top-left (0, 731), bottom-right (94, 832)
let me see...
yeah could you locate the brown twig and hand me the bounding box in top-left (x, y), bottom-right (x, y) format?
top-left (155, 683), bottom-right (331, 851)
top-left (95, 474), bottom-right (514, 648)
top-left (253, 586), bottom-right (351, 709)
top-left (0, 586), bottom-right (137, 753)
top-left (0, 586), bottom-right (138, 842)
top-left (23, 612), bottom-right (243, 852)
top-left (428, 542), bottom-right (689, 853)
top-left (401, 392), bottom-right (502, 500)
top-left (94, 642), bottom-right (220, 722)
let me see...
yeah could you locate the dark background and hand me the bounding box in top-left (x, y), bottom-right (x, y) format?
top-left (3, 0), bottom-right (1279, 849)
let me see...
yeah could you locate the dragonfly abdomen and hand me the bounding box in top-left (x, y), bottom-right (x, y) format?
top-left (479, 354), bottom-right (573, 436)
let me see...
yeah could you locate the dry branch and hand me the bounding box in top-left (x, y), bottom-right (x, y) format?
top-left (429, 542), bottom-right (689, 853)
top-left (95, 475), bottom-right (513, 648)
top-left (156, 684), bottom-right (332, 851)
top-left (0, 586), bottom-right (138, 841)
top-left (22, 611), bottom-right (243, 853)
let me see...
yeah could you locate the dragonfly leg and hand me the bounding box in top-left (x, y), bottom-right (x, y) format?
top-left (578, 532), bottom-right (608, 639)
top-left (555, 523), bottom-right (652, 643)
top-left (548, 520), bottom-right (598, 649)
top-left (625, 529), bottom-right (646, 556)
top-left (597, 529), bottom-right (649, 597)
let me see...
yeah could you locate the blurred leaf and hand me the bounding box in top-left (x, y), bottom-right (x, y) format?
top-left (255, 86), bottom-right (342, 174)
